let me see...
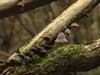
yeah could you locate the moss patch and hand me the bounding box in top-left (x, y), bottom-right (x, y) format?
top-left (22, 44), bottom-right (85, 75)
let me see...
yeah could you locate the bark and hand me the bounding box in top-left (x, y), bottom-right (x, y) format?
top-left (2, 39), bottom-right (100, 75)
top-left (0, 0), bottom-right (57, 18)
top-left (20, 39), bottom-right (100, 74)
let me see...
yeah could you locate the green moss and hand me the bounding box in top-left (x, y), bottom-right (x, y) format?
top-left (24, 45), bottom-right (85, 74)
top-left (42, 44), bottom-right (84, 64)
top-left (16, 44), bottom-right (85, 75)
top-left (24, 55), bottom-right (42, 68)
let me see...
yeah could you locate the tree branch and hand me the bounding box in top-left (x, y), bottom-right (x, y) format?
top-left (0, 0), bottom-right (57, 18)
top-left (20, 39), bottom-right (100, 75)
top-left (2, 39), bottom-right (100, 75)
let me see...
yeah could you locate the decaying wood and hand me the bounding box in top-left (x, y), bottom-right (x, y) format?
top-left (0, 0), bottom-right (57, 18)
top-left (6, 0), bottom-right (100, 65)
top-left (2, 39), bottom-right (100, 75)
top-left (17, 39), bottom-right (100, 74)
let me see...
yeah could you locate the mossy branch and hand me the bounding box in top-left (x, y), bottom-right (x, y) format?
top-left (2, 39), bottom-right (100, 75)
top-left (22, 39), bottom-right (100, 75)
